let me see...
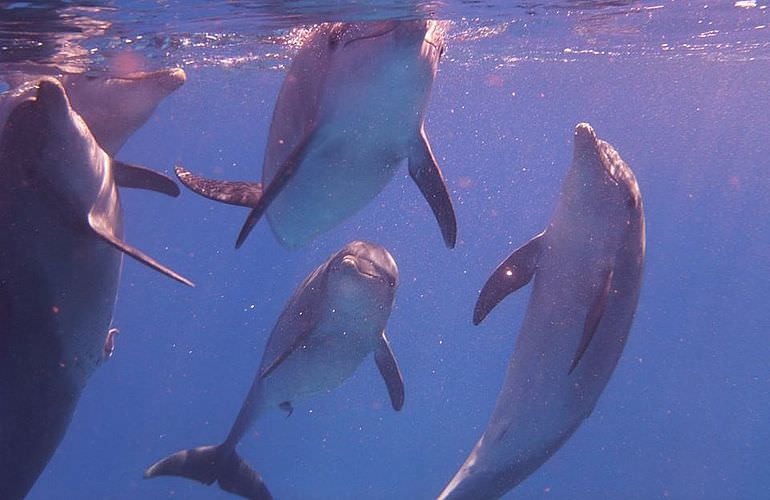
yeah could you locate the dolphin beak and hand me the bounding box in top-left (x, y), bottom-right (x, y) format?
top-left (35, 78), bottom-right (69, 113)
top-left (341, 255), bottom-right (380, 280)
top-left (574, 122), bottom-right (598, 149)
top-left (154, 67), bottom-right (186, 92)
top-left (120, 67), bottom-right (186, 92)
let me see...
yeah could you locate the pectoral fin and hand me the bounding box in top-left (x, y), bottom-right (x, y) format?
top-left (569, 267), bottom-right (614, 374)
top-left (88, 211), bottom-right (194, 287)
top-left (235, 132), bottom-right (315, 248)
top-left (113, 161), bottom-right (180, 197)
top-left (175, 166), bottom-right (263, 207)
top-left (474, 231), bottom-right (545, 325)
top-left (374, 332), bottom-right (404, 411)
top-left (409, 128), bottom-right (457, 249)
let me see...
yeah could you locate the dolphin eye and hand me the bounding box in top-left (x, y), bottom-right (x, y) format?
top-left (328, 26), bottom-right (345, 49)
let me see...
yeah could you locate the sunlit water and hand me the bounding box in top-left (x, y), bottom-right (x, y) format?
top-left (1, 1), bottom-right (768, 499)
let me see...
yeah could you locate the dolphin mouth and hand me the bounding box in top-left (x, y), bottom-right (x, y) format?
top-left (341, 255), bottom-right (379, 279)
top-left (340, 255), bottom-right (398, 287)
top-left (343, 25), bottom-right (398, 47)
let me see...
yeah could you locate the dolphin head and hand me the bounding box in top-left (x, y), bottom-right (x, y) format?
top-left (61, 67), bottom-right (186, 155)
top-left (1, 77), bottom-right (109, 218)
top-left (326, 20), bottom-right (443, 59)
top-left (326, 241), bottom-right (399, 311)
top-left (570, 122), bottom-right (642, 217)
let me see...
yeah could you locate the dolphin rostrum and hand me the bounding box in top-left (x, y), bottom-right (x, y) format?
top-left (145, 240), bottom-right (404, 499)
top-left (174, 20), bottom-right (456, 249)
top-left (0, 77), bottom-right (192, 499)
top-left (438, 123), bottom-right (645, 499)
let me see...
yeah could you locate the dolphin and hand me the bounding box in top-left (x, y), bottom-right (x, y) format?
top-left (60, 68), bottom-right (186, 155)
top-left (1, 67), bottom-right (186, 156)
top-left (438, 123), bottom-right (645, 499)
top-left (0, 78), bottom-right (192, 499)
top-left (174, 20), bottom-right (456, 249)
top-left (145, 240), bottom-right (404, 499)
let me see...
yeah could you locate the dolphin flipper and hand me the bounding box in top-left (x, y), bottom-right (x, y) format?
top-left (87, 211), bottom-right (194, 288)
top-left (175, 166), bottom-right (263, 207)
top-left (408, 129), bottom-right (457, 249)
top-left (236, 132), bottom-right (315, 248)
top-left (569, 268), bottom-right (615, 374)
top-left (113, 161), bottom-right (180, 197)
top-left (374, 331), bottom-right (404, 411)
top-left (144, 444), bottom-right (272, 500)
top-left (474, 231), bottom-right (545, 325)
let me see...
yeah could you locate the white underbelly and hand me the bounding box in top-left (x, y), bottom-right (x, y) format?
top-left (266, 124), bottom-right (408, 247)
top-left (258, 326), bottom-right (377, 408)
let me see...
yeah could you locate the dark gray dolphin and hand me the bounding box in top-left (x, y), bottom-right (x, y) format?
top-left (174, 20), bottom-right (456, 249)
top-left (0, 78), bottom-right (192, 500)
top-left (438, 123), bottom-right (645, 499)
top-left (145, 241), bottom-right (404, 499)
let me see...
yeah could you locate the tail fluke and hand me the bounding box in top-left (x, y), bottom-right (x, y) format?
top-left (144, 444), bottom-right (272, 500)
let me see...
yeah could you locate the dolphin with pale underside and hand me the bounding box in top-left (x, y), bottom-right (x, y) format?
top-left (145, 240), bottom-right (404, 499)
top-left (174, 20), bottom-right (456, 249)
top-left (0, 77), bottom-right (191, 499)
top-left (438, 123), bottom-right (645, 500)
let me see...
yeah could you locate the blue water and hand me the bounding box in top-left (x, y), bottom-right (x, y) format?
top-left (3, 1), bottom-right (769, 499)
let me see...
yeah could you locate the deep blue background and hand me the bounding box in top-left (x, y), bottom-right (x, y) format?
top-left (25, 32), bottom-right (770, 500)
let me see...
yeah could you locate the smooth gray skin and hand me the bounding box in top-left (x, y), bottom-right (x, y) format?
top-left (438, 123), bottom-right (646, 500)
top-left (61, 68), bottom-right (186, 155)
top-left (0, 78), bottom-right (190, 500)
top-left (175, 20), bottom-right (456, 250)
top-left (145, 241), bottom-right (404, 500)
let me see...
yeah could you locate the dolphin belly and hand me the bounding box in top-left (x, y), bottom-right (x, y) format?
top-left (258, 324), bottom-right (377, 409)
top-left (266, 126), bottom-right (404, 248)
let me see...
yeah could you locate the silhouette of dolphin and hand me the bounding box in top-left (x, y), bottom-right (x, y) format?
top-left (438, 123), bottom-right (645, 499)
top-left (175, 20), bottom-right (456, 249)
top-left (145, 241), bottom-right (404, 499)
top-left (0, 77), bottom-right (191, 500)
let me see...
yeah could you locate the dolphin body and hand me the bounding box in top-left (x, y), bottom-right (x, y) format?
top-left (145, 241), bottom-right (404, 499)
top-left (0, 77), bottom-right (191, 499)
top-left (438, 123), bottom-right (645, 499)
top-left (175, 20), bottom-right (456, 249)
